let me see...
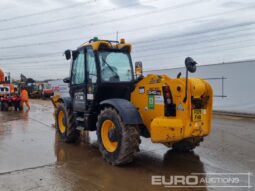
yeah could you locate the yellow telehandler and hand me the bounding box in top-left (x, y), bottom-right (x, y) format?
top-left (51, 37), bottom-right (213, 165)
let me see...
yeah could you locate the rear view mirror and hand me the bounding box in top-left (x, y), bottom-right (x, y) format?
top-left (185, 57), bottom-right (197, 73)
top-left (135, 61), bottom-right (143, 77)
top-left (63, 77), bottom-right (70, 83)
top-left (64, 50), bottom-right (71, 60)
top-left (183, 57), bottom-right (197, 103)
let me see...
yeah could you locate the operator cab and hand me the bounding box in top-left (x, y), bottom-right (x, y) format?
top-left (64, 38), bottom-right (134, 115)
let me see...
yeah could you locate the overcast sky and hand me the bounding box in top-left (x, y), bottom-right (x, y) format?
top-left (0, 0), bottom-right (255, 80)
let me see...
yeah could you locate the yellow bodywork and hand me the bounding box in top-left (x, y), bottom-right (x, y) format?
top-left (51, 95), bottom-right (61, 108)
top-left (80, 40), bottom-right (132, 52)
top-left (131, 74), bottom-right (213, 143)
top-left (51, 95), bottom-right (62, 124)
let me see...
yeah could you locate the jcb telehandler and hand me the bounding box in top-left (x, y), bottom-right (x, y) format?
top-left (52, 38), bottom-right (213, 165)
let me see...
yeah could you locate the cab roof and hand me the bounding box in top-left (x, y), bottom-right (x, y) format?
top-left (79, 38), bottom-right (132, 52)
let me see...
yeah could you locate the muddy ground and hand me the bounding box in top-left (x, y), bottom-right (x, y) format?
top-left (0, 99), bottom-right (254, 191)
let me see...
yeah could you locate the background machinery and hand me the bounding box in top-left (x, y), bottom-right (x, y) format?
top-left (19, 74), bottom-right (53, 99)
top-left (0, 68), bottom-right (22, 111)
top-left (52, 38), bottom-right (213, 165)
top-left (41, 83), bottom-right (54, 99)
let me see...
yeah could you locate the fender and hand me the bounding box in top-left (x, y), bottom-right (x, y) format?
top-left (60, 97), bottom-right (72, 108)
top-left (51, 95), bottom-right (72, 109)
top-left (100, 99), bottom-right (143, 125)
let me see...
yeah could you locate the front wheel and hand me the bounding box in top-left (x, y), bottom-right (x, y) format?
top-left (56, 103), bottom-right (80, 143)
top-left (97, 107), bottom-right (140, 165)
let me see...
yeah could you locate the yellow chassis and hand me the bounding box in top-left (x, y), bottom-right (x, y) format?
top-left (131, 74), bottom-right (213, 143)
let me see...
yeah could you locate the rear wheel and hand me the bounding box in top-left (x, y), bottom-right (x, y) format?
top-left (15, 101), bottom-right (22, 111)
top-left (18, 101), bottom-right (22, 111)
top-left (97, 107), bottom-right (140, 165)
top-left (172, 137), bottom-right (203, 152)
top-left (56, 103), bottom-right (80, 143)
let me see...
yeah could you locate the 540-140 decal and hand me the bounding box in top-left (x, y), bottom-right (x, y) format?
top-left (147, 87), bottom-right (161, 95)
top-left (139, 87), bottom-right (162, 95)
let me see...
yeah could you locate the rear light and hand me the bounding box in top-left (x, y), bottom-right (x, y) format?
top-left (162, 85), bottom-right (176, 117)
top-left (162, 85), bottom-right (172, 102)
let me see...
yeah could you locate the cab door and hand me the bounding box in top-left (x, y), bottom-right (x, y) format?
top-left (85, 46), bottom-right (98, 110)
top-left (70, 50), bottom-right (86, 112)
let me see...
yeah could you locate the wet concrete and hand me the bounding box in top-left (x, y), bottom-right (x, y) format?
top-left (0, 100), bottom-right (254, 191)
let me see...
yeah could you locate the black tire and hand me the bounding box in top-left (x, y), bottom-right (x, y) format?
top-left (14, 104), bottom-right (18, 111)
top-left (14, 101), bottom-right (22, 111)
top-left (97, 107), bottom-right (141, 165)
top-left (18, 101), bottom-right (22, 111)
top-left (172, 137), bottom-right (203, 152)
top-left (0, 102), bottom-right (3, 111)
top-left (56, 103), bottom-right (80, 143)
top-left (2, 102), bottom-right (8, 111)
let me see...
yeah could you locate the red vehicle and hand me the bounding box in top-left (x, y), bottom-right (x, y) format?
top-left (41, 83), bottom-right (54, 99)
top-left (0, 69), bottom-right (22, 111)
top-left (0, 95), bottom-right (22, 111)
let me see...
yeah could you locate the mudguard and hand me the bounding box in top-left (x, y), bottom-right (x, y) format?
top-left (60, 97), bottom-right (72, 108)
top-left (51, 95), bottom-right (72, 109)
top-left (100, 99), bottom-right (143, 125)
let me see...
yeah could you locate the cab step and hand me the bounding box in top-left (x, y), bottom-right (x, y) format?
top-left (76, 117), bottom-right (85, 122)
top-left (76, 126), bottom-right (85, 131)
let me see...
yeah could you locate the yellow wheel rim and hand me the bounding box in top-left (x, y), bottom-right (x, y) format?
top-left (58, 111), bottom-right (66, 134)
top-left (101, 120), bottom-right (118, 152)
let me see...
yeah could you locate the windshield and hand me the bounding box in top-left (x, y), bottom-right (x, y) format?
top-left (98, 50), bottom-right (133, 82)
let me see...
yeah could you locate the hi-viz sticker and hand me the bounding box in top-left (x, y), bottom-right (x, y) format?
top-left (148, 95), bottom-right (155, 109)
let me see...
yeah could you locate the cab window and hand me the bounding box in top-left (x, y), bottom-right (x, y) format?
top-left (98, 50), bottom-right (133, 82)
top-left (86, 48), bottom-right (97, 83)
top-left (71, 51), bottom-right (85, 85)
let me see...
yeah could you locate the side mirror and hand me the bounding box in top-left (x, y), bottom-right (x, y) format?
top-left (135, 61), bottom-right (143, 77)
top-left (183, 57), bottom-right (197, 103)
top-left (185, 57), bottom-right (197, 73)
top-left (63, 77), bottom-right (70, 83)
top-left (64, 50), bottom-right (71, 60)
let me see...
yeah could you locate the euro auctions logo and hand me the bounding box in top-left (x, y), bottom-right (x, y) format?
top-left (152, 175), bottom-right (200, 186)
top-left (151, 173), bottom-right (253, 188)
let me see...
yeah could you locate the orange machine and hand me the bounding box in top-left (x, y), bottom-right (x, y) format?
top-left (0, 68), bottom-right (22, 111)
top-left (0, 84), bottom-right (14, 96)
top-left (0, 68), bottom-right (14, 94)
top-left (0, 68), bottom-right (4, 82)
